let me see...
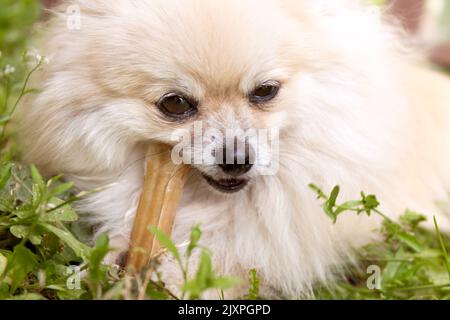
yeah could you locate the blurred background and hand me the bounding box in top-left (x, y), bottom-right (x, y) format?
top-left (386, 0), bottom-right (450, 69)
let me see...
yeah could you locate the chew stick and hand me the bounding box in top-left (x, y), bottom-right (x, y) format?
top-left (126, 143), bottom-right (191, 272)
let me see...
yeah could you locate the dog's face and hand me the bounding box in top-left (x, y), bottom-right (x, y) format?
top-left (67, 0), bottom-right (312, 193)
top-left (41, 0), bottom-right (338, 193)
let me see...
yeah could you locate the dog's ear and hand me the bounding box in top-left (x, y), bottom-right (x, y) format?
top-left (42, 0), bottom-right (59, 8)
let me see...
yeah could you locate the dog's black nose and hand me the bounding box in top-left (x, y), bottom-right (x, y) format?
top-left (217, 143), bottom-right (254, 176)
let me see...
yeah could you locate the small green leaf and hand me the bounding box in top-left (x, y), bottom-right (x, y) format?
top-left (42, 198), bottom-right (78, 222)
top-left (362, 193), bottom-right (380, 211)
top-left (184, 249), bottom-right (239, 299)
top-left (10, 225), bottom-right (42, 245)
top-left (10, 225), bottom-right (29, 239)
top-left (196, 250), bottom-right (213, 285)
top-left (47, 182), bottom-right (74, 199)
top-left (187, 225), bottom-right (202, 258)
top-left (322, 186), bottom-right (341, 223)
top-left (0, 116), bottom-right (12, 124)
top-left (89, 234), bottom-right (110, 285)
top-left (30, 234), bottom-right (42, 245)
top-left (14, 207), bottom-right (36, 220)
top-left (382, 220), bottom-right (401, 237)
top-left (46, 174), bottom-right (63, 187)
top-left (184, 250), bottom-right (213, 299)
top-left (382, 260), bottom-right (402, 286)
top-left (210, 277), bottom-right (240, 290)
top-left (0, 253), bottom-right (7, 277)
top-left (6, 245), bottom-right (38, 292)
top-left (400, 210), bottom-right (427, 230)
top-left (149, 226), bottom-right (181, 263)
top-left (0, 198), bottom-right (14, 212)
top-left (41, 223), bottom-right (91, 260)
top-left (328, 186), bottom-right (340, 208)
top-left (0, 162), bottom-right (13, 189)
top-left (30, 165), bottom-right (45, 190)
top-left (397, 231), bottom-right (423, 253)
top-left (31, 183), bottom-right (44, 209)
top-left (247, 269), bottom-right (260, 300)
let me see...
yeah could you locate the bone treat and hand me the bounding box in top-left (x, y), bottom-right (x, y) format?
top-left (126, 143), bottom-right (191, 272)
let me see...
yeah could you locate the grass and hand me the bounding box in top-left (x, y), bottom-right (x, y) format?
top-left (1, 0), bottom-right (450, 300)
top-left (0, 163), bottom-right (240, 300)
top-left (310, 185), bottom-right (450, 300)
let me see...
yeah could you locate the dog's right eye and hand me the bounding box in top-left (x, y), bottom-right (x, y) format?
top-left (157, 93), bottom-right (198, 120)
top-left (249, 81), bottom-right (281, 104)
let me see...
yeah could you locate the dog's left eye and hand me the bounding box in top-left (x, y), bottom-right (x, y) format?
top-left (157, 93), bottom-right (198, 120)
top-left (249, 81), bottom-right (281, 104)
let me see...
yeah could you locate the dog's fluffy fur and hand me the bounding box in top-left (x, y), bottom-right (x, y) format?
top-left (19, 0), bottom-right (450, 298)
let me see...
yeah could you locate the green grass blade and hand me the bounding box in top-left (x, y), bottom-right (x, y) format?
top-left (433, 216), bottom-right (450, 280)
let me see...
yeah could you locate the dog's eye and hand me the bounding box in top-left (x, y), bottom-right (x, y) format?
top-left (157, 93), bottom-right (198, 119)
top-left (249, 81), bottom-right (281, 104)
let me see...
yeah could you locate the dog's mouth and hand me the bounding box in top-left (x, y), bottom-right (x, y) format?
top-left (202, 174), bottom-right (248, 194)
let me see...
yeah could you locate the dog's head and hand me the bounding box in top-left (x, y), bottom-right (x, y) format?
top-left (25, 0), bottom-right (399, 193)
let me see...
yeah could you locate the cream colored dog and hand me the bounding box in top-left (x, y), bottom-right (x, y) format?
top-left (19, 0), bottom-right (450, 298)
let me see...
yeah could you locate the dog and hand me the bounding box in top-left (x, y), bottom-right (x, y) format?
top-left (19, 0), bottom-right (450, 298)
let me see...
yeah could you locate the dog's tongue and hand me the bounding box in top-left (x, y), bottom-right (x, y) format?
top-left (126, 143), bottom-right (191, 273)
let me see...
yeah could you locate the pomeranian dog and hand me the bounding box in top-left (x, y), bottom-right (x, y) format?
top-left (19, 0), bottom-right (450, 298)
